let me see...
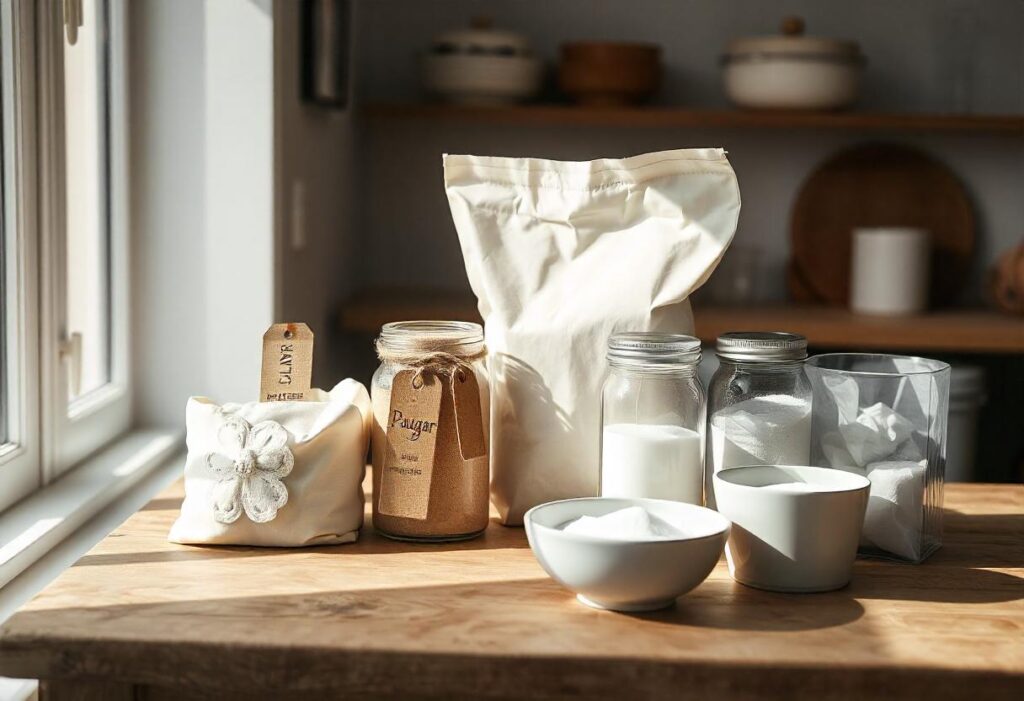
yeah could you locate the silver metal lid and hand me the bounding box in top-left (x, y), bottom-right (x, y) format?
top-left (715, 331), bottom-right (807, 362)
top-left (607, 332), bottom-right (701, 366)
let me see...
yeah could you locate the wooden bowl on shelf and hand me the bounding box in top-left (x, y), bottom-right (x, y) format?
top-left (558, 42), bottom-right (661, 106)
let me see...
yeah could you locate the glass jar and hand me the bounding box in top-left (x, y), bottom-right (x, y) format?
top-left (706, 332), bottom-right (811, 508)
top-left (600, 333), bottom-right (705, 505)
top-left (806, 353), bottom-right (950, 563)
top-left (371, 321), bottom-right (490, 541)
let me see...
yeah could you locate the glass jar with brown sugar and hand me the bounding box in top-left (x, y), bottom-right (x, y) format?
top-left (371, 321), bottom-right (490, 541)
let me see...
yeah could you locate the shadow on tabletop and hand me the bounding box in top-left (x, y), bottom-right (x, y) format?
top-left (76, 515), bottom-right (530, 568)
top-left (630, 577), bottom-right (867, 631)
top-left (935, 510), bottom-right (1024, 569)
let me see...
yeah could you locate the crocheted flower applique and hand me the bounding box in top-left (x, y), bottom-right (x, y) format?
top-left (205, 416), bottom-right (294, 524)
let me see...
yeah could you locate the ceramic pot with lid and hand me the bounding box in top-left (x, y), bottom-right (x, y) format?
top-left (721, 16), bottom-right (865, 110)
top-left (421, 17), bottom-right (542, 105)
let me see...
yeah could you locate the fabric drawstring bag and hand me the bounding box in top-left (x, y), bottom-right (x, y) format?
top-left (445, 148), bottom-right (741, 524)
top-left (169, 379), bottom-right (371, 546)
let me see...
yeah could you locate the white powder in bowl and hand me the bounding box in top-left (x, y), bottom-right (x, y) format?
top-left (562, 506), bottom-right (685, 541)
top-left (757, 481), bottom-right (823, 494)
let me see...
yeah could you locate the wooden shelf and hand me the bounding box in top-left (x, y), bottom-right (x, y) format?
top-left (364, 103), bottom-right (1024, 134)
top-left (339, 289), bottom-right (1024, 354)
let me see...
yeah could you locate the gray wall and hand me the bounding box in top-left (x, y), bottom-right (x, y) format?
top-left (352, 0), bottom-right (1024, 304)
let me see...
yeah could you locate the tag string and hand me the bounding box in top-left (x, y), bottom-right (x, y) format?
top-left (376, 337), bottom-right (486, 461)
top-left (374, 340), bottom-right (487, 387)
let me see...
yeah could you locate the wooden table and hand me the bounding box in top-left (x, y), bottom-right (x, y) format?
top-left (1, 482), bottom-right (1021, 700)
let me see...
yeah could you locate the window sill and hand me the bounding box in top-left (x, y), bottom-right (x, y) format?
top-left (0, 430), bottom-right (181, 592)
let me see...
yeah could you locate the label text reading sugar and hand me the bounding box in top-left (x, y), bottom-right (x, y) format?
top-left (390, 410), bottom-right (437, 441)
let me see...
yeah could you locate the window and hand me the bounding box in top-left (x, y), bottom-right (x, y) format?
top-left (63, 0), bottom-right (111, 402)
top-left (0, 0), bottom-right (129, 511)
top-left (44, 0), bottom-right (130, 478)
top-left (0, 0), bottom-right (42, 513)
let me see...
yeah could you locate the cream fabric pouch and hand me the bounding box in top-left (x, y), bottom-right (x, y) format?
top-left (445, 148), bottom-right (741, 524)
top-left (169, 379), bottom-right (371, 546)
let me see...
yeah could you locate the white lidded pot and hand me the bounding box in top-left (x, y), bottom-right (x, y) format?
top-left (421, 17), bottom-right (542, 105)
top-left (721, 16), bottom-right (865, 111)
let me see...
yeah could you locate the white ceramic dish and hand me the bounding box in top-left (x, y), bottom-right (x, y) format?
top-left (721, 17), bottom-right (863, 110)
top-left (714, 465), bottom-right (870, 593)
top-left (421, 53), bottom-right (542, 105)
top-left (524, 497), bottom-right (730, 612)
top-left (722, 59), bottom-right (860, 110)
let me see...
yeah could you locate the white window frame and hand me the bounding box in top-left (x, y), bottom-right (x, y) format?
top-left (0, 0), bottom-right (178, 594)
top-left (38, 0), bottom-right (131, 479)
top-left (0, 0), bottom-right (41, 513)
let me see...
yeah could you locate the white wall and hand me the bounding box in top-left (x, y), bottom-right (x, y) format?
top-left (131, 0), bottom-right (275, 428)
top-left (203, 0), bottom-right (275, 402)
top-left (130, 0), bottom-right (209, 428)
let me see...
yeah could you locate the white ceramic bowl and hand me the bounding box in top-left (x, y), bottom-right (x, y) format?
top-left (524, 497), bottom-right (730, 612)
top-left (714, 466), bottom-right (870, 593)
top-left (722, 59), bottom-right (861, 110)
top-left (421, 53), bottom-right (542, 105)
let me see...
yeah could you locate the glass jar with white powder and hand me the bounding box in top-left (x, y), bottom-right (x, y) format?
top-left (706, 332), bottom-right (812, 508)
top-left (600, 333), bottom-right (705, 505)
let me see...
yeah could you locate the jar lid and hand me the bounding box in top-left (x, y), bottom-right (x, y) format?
top-left (723, 16), bottom-right (863, 65)
top-left (607, 332), bottom-right (701, 366)
top-left (716, 331), bottom-right (807, 362)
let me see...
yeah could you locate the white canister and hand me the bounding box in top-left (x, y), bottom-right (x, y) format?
top-left (850, 227), bottom-right (931, 315)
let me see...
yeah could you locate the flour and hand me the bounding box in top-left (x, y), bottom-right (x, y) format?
top-left (562, 506), bottom-right (684, 541)
top-left (710, 395), bottom-right (812, 469)
top-left (757, 481), bottom-right (823, 494)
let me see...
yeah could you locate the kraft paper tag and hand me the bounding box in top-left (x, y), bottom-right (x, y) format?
top-left (452, 370), bottom-right (486, 460)
top-left (260, 323), bottom-right (314, 402)
top-left (378, 370), bottom-right (442, 520)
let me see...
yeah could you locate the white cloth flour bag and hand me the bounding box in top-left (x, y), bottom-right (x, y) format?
top-left (445, 148), bottom-right (741, 524)
top-left (169, 379), bottom-right (371, 546)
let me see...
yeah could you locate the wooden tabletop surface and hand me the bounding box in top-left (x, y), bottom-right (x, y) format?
top-left (1, 480), bottom-right (1021, 700)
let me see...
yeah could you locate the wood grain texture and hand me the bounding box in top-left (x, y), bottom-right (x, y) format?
top-left (40, 680), bottom-right (134, 701)
top-left (2, 482), bottom-right (1022, 700)
top-left (363, 103), bottom-right (1024, 133)
top-left (338, 291), bottom-right (1024, 354)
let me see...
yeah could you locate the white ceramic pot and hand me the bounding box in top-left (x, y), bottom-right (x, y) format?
top-left (421, 53), bottom-right (542, 105)
top-left (722, 17), bottom-right (864, 111)
top-left (524, 497), bottom-right (730, 612)
top-left (421, 19), bottom-right (542, 105)
top-left (713, 465), bottom-right (869, 593)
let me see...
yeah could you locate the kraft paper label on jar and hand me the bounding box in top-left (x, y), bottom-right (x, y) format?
top-left (378, 370), bottom-right (443, 520)
top-left (452, 370), bottom-right (486, 461)
top-left (260, 323), bottom-right (314, 402)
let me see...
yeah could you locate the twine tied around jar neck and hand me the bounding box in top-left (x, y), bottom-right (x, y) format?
top-left (374, 336), bottom-right (486, 388)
